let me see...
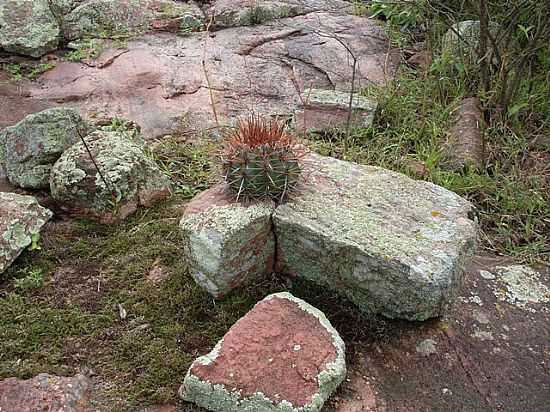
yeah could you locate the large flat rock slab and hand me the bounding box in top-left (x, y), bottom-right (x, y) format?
top-left (180, 292), bottom-right (346, 412)
top-left (180, 184), bottom-right (275, 298)
top-left (274, 154), bottom-right (478, 320)
top-left (330, 256), bottom-right (550, 412)
top-left (15, 11), bottom-right (396, 138)
top-left (0, 373), bottom-right (91, 411)
top-left (0, 192), bottom-right (52, 274)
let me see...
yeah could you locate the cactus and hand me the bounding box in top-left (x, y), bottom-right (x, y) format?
top-left (220, 116), bottom-right (305, 202)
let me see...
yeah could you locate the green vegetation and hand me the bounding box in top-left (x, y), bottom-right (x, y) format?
top-left (64, 38), bottom-right (106, 62)
top-left (2, 62), bottom-right (55, 81)
top-left (13, 268), bottom-right (44, 290)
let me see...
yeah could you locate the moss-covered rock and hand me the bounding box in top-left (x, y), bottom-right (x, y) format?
top-left (0, 192), bottom-right (52, 275)
top-left (206, 0), bottom-right (349, 29)
top-left (49, 129), bottom-right (171, 223)
top-left (0, 0), bottom-right (60, 57)
top-left (1, 108), bottom-right (92, 189)
top-left (180, 184), bottom-right (275, 298)
top-left (273, 153), bottom-right (479, 321)
top-left (61, 0), bottom-right (204, 40)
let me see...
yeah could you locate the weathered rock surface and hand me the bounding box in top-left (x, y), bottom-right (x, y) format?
top-left (274, 153), bottom-right (478, 321)
top-left (295, 88), bottom-right (377, 132)
top-left (0, 373), bottom-right (91, 411)
top-left (330, 255), bottom-right (550, 412)
top-left (0, 192), bottom-right (52, 274)
top-left (19, 10), bottom-right (396, 138)
top-left (50, 129), bottom-right (171, 223)
top-left (180, 184), bottom-right (275, 298)
top-left (61, 0), bottom-right (204, 41)
top-left (0, 0), bottom-right (60, 57)
top-left (0, 107), bottom-right (91, 189)
top-left (180, 292), bottom-right (346, 412)
top-left (445, 97), bottom-right (484, 171)
top-left (206, 0), bottom-right (349, 29)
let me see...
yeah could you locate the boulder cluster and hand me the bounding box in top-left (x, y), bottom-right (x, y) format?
top-left (0, 0), bottom-right (204, 57)
top-left (0, 108), bottom-right (171, 275)
top-left (178, 152), bottom-right (478, 411)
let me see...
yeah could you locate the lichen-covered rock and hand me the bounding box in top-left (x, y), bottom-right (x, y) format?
top-left (1, 107), bottom-right (92, 189)
top-left (0, 0), bottom-right (60, 57)
top-left (295, 88), bottom-right (377, 132)
top-left (0, 192), bottom-right (52, 275)
top-left (180, 292), bottom-right (346, 412)
top-left (61, 0), bottom-right (204, 40)
top-left (274, 154), bottom-right (478, 321)
top-left (50, 129), bottom-right (171, 223)
top-left (207, 0), bottom-right (350, 29)
top-left (180, 184), bottom-right (275, 298)
top-left (0, 373), bottom-right (90, 411)
top-left (441, 20), bottom-right (500, 67)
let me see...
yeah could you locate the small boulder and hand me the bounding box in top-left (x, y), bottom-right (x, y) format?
top-left (441, 20), bottom-right (500, 67)
top-left (180, 184), bottom-right (275, 298)
top-left (274, 153), bottom-right (478, 321)
top-left (50, 129), bottom-right (171, 223)
top-left (1, 107), bottom-right (92, 189)
top-left (0, 373), bottom-right (91, 411)
top-left (207, 0), bottom-right (349, 29)
top-left (61, 0), bottom-right (152, 40)
top-left (0, 0), bottom-right (60, 57)
top-left (180, 292), bottom-right (346, 412)
top-left (0, 192), bottom-right (52, 275)
top-left (295, 88), bottom-right (377, 133)
top-left (62, 0), bottom-right (204, 40)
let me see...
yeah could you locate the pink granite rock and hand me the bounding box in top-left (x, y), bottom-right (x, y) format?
top-left (0, 373), bottom-right (91, 412)
top-left (179, 292), bottom-right (346, 412)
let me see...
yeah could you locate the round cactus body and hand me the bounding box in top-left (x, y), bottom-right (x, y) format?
top-left (220, 116), bottom-right (304, 202)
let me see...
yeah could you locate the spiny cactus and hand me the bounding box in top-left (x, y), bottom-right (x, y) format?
top-left (220, 115), bottom-right (305, 202)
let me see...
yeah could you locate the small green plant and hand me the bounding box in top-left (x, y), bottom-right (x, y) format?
top-left (14, 268), bottom-right (44, 290)
top-left (352, 0), bottom-right (368, 16)
top-left (2, 63), bottom-right (54, 81)
top-left (370, 0), bottom-right (426, 30)
top-left (64, 39), bottom-right (105, 62)
top-left (220, 115), bottom-right (305, 202)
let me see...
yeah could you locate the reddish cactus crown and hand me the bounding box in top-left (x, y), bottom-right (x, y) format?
top-left (220, 116), bottom-right (305, 202)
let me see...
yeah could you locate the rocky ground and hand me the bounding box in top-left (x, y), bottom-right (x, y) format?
top-left (0, 1), bottom-right (549, 411)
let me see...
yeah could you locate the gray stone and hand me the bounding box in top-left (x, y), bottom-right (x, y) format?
top-left (0, 373), bottom-right (90, 411)
top-left (61, 0), bottom-right (204, 41)
top-left (1, 107), bottom-right (92, 189)
top-left (295, 88), bottom-right (377, 132)
top-left (274, 153), bottom-right (478, 321)
top-left (50, 129), bottom-right (171, 223)
top-left (0, 0), bottom-right (60, 57)
top-left (180, 184), bottom-right (275, 299)
top-left (180, 292), bottom-right (346, 412)
top-left (206, 0), bottom-right (350, 29)
top-left (416, 338), bottom-right (437, 356)
top-left (441, 20), bottom-right (500, 67)
top-left (0, 192), bottom-right (52, 274)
